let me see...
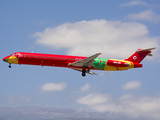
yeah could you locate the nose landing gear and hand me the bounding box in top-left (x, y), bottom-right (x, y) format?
top-left (9, 64), bottom-right (11, 68)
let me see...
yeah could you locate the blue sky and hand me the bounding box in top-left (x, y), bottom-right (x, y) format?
top-left (1, 0), bottom-right (160, 119)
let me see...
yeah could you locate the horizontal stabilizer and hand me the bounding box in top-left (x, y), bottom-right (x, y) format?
top-left (137, 47), bottom-right (156, 52)
top-left (148, 53), bottom-right (153, 56)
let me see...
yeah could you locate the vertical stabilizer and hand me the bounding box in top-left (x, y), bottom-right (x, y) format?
top-left (125, 48), bottom-right (156, 63)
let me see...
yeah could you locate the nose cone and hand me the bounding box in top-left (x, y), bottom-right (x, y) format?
top-left (3, 57), bottom-right (9, 63)
top-left (3, 57), bottom-right (5, 62)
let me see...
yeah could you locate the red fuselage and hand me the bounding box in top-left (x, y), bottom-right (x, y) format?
top-left (3, 52), bottom-right (96, 70)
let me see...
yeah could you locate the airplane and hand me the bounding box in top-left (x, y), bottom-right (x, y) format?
top-left (3, 48), bottom-right (155, 77)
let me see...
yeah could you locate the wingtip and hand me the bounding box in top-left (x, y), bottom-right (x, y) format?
top-left (152, 47), bottom-right (156, 50)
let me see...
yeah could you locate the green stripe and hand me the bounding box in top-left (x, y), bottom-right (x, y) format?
top-left (93, 58), bottom-right (109, 70)
top-left (5, 58), bottom-right (8, 63)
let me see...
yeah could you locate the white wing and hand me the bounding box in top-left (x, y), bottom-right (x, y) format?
top-left (69, 53), bottom-right (101, 68)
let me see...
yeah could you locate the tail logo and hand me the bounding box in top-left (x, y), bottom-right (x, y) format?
top-left (133, 56), bottom-right (137, 60)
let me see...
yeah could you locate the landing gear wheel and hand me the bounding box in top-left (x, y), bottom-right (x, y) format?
top-left (82, 72), bottom-right (86, 77)
top-left (9, 64), bottom-right (11, 68)
top-left (82, 68), bottom-right (86, 77)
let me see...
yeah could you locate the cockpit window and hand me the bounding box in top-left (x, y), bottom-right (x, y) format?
top-left (10, 53), bottom-right (15, 56)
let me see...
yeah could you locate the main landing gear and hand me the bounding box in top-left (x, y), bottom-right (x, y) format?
top-left (9, 64), bottom-right (11, 68)
top-left (82, 68), bottom-right (86, 77)
top-left (82, 66), bottom-right (90, 77)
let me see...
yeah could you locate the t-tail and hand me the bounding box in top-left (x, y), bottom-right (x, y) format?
top-left (125, 47), bottom-right (156, 63)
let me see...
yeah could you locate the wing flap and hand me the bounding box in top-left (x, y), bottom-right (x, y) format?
top-left (71, 68), bottom-right (97, 75)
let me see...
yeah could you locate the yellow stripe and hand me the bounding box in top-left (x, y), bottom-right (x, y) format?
top-left (8, 56), bottom-right (18, 64)
top-left (104, 59), bottom-right (133, 71)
